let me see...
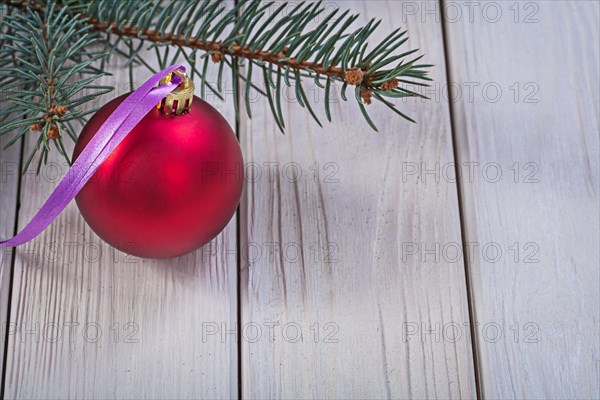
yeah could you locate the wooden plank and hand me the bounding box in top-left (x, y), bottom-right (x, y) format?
top-left (0, 2), bottom-right (21, 384)
top-left (444, 1), bottom-right (599, 398)
top-left (3, 48), bottom-right (238, 398)
top-left (240, 1), bottom-right (476, 398)
top-left (0, 130), bottom-right (22, 383)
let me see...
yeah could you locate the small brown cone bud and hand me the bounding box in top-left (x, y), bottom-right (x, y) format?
top-left (211, 51), bottom-right (223, 63)
top-left (30, 123), bottom-right (43, 132)
top-left (381, 78), bottom-right (399, 91)
top-left (54, 105), bottom-right (68, 116)
top-left (345, 68), bottom-right (364, 85)
top-left (360, 87), bottom-right (372, 105)
top-left (47, 124), bottom-right (59, 140)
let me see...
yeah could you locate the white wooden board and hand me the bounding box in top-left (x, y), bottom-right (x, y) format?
top-left (239, 1), bottom-right (477, 398)
top-left (0, 133), bottom-right (22, 386)
top-left (444, 1), bottom-right (600, 398)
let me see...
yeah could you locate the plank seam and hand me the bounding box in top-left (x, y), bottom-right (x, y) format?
top-left (439, 1), bottom-right (483, 398)
top-left (234, 2), bottom-right (242, 400)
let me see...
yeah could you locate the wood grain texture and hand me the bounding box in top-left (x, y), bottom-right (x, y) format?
top-left (444, 1), bottom-right (600, 398)
top-left (2, 54), bottom-right (239, 398)
top-left (0, 2), bottom-right (21, 384)
top-left (0, 134), bottom-right (21, 382)
top-left (239, 1), bottom-right (476, 398)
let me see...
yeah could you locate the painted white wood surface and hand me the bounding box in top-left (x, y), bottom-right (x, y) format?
top-left (2, 55), bottom-right (239, 398)
top-left (0, 3), bottom-right (20, 384)
top-left (239, 1), bottom-right (476, 398)
top-left (0, 134), bottom-right (21, 383)
top-left (444, 1), bottom-right (600, 398)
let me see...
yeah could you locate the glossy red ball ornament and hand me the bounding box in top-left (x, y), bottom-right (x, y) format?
top-left (73, 94), bottom-right (244, 259)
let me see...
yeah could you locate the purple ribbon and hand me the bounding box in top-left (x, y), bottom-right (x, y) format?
top-left (1, 65), bottom-right (185, 247)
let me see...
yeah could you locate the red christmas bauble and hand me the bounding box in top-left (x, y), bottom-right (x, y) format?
top-left (73, 94), bottom-right (244, 259)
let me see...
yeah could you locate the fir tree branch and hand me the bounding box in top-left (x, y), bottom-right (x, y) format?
top-left (1, 0), bottom-right (432, 165)
top-left (1, 0), bottom-right (111, 170)
top-left (95, 1), bottom-right (431, 100)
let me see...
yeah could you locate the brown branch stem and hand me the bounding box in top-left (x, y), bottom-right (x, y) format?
top-left (5, 0), bottom-right (380, 90)
top-left (5, 0), bottom-right (396, 106)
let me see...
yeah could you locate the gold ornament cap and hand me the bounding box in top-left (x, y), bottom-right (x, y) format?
top-left (156, 69), bottom-right (195, 115)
